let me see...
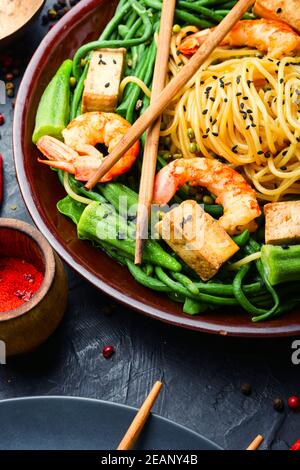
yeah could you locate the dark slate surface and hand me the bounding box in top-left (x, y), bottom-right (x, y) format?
top-left (0, 0), bottom-right (299, 451)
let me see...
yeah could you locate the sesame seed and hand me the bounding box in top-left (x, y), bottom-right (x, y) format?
top-left (257, 150), bottom-right (264, 155)
top-left (231, 145), bottom-right (238, 153)
top-left (240, 103), bottom-right (245, 109)
top-left (212, 132), bottom-right (219, 137)
top-left (212, 119), bottom-right (217, 125)
top-left (236, 75), bottom-right (241, 84)
top-left (210, 97), bottom-right (216, 102)
top-left (243, 96), bottom-right (249, 100)
top-left (280, 78), bottom-right (284, 84)
top-left (224, 98), bottom-right (228, 103)
top-left (105, 82), bottom-right (110, 88)
top-left (251, 124), bottom-right (257, 128)
top-left (247, 109), bottom-right (253, 114)
top-left (282, 150), bottom-right (288, 156)
top-left (236, 92), bottom-right (242, 97)
top-left (276, 7), bottom-right (282, 13)
top-left (202, 109), bottom-right (208, 115)
top-left (212, 75), bottom-right (218, 79)
top-left (202, 134), bottom-right (208, 139)
top-left (247, 80), bottom-right (252, 87)
top-left (280, 165), bottom-right (287, 170)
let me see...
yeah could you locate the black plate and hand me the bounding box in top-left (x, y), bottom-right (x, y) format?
top-left (0, 396), bottom-right (221, 450)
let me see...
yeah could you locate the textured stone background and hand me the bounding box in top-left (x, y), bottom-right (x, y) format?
top-left (0, 0), bottom-right (299, 451)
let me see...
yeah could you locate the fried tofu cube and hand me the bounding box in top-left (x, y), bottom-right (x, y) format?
top-left (82, 48), bottom-right (126, 113)
top-left (156, 200), bottom-right (239, 281)
top-left (254, 1), bottom-right (300, 33)
top-left (264, 201), bottom-right (300, 245)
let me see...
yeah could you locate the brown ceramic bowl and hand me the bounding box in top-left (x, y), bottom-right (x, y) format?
top-left (13, 0), bottom-right (300, 337)
top-left (0, 219), bottom-right (67, 356)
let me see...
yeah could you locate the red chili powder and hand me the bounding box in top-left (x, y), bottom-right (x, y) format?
top-left (0, 257), bottom-right (44, 313)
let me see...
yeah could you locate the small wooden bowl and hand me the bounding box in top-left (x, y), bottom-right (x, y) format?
top-left (0, 218), bottom-right (67, 356)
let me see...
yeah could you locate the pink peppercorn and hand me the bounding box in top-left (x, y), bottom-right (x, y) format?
top-left (102, 345), bottom-right (115, 359)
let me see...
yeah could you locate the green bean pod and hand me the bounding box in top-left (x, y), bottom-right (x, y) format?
top-left (72, 0), bottom-right (153, 80)
top-left (126, 260), bottom-right (171, 292)
top-left (155, 267), bottom-right (239, 306)
top-left (183, 298), bottom-right (208, 315)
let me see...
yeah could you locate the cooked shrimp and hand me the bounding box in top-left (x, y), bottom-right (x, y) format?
top-left (178, 19), bottom-right (300, 59)
top-left (37, 112), bottom-right (140, 183)
top-left (153, 158), bottom-right (261, 235)
top-left (254, 0), bottom-right (300, 33)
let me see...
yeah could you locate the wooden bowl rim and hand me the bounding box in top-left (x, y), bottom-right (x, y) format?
top-left (0, 218), bottom-right (55, 321)
top-left (0, 0), bottom-right (45, 44)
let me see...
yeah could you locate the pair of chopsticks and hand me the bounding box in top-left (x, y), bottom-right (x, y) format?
top-left (85, 0), bottom-right (256, 263)
top-left (117, 381), bottom-right (264, 450)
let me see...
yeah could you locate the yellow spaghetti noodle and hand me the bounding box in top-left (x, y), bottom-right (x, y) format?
top-left (119, 76), bottom-right (151, 99)
top-left (161, 30), bottom-right (300, 202)
top-left (63, 172), bottom-right (93, 205)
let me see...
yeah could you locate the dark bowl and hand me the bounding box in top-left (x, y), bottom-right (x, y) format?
top-left (13, 0), bottom-right (300, 337)
top-left (0, 1), bottom-right (45, 49)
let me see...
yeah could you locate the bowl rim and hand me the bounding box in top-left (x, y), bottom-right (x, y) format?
top-left (0, 218), bottom-right (55, 321)
top-left (0, 0), bottom-right (45, 44)
top-left (12, 0), bottom-right (300, 337)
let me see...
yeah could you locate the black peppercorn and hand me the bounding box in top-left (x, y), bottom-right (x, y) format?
top-left (273, 398), bottom-right (284, 412)
top-left (55, 9), bottom-right (62, 18)
top-left (12, 68), bottom-right (20, 78)
top-left (42, 14), bottom-right (49, 25)
top-left (241, 383), bottom-right (252, 396)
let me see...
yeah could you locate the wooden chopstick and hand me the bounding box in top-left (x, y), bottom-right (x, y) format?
top-left (85, 0), bottom-right (255, 190)
top-left (134, 0), bottom-right (176, 265)
top-left (246, 435), bottom-right (264, 450)
top-left (117, 381), bottom-right (163, 451)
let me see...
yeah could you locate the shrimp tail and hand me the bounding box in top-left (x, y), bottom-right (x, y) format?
top-left (37, 158), bottom-right (75, 174)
